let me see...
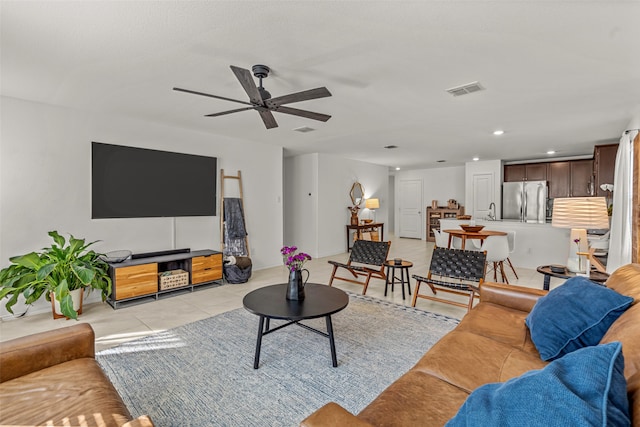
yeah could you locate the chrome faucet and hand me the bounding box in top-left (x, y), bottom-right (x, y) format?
top-left (487, 202), bottom-right (496, 221)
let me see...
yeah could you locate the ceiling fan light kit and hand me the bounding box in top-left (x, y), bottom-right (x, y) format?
top-left (174, 64), bottom-right (332, 129)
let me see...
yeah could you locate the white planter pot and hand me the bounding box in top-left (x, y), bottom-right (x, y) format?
top-left (51, 288), bottom-right (84, 319)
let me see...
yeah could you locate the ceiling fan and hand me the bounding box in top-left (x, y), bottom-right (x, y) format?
top-left (173, 65), bottom-right (332, 129)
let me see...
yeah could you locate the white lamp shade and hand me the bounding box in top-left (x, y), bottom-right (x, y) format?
top-left (365, 198), bottom-right (380, 210)
top-left (552, 197), bottom-right (609, 229)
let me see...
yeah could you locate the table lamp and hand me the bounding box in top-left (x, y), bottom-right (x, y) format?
top-left (365, 198), bottom-right (380, 222)
top-left (551, 197), bottom-right (609, 273)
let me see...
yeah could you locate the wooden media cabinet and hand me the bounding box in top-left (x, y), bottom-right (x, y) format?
top-left (106, 248), bottom-right (223, 309)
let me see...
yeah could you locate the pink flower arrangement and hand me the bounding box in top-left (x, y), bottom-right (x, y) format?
top-left (280, 246), bottom-right (312, 272)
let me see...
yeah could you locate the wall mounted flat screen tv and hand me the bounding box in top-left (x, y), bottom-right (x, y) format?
top-left (92, 142), bottom-right (217, 218)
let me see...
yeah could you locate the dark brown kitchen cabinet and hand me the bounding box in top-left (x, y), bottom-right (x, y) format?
top-left (525, 163), bottom-right (548, 181)
top-left (547, 160), bottom-right (594, 198)
top-left (594, 144), bottom-right (619, 196)
top-left (504, 163), bottom-right (547, 182)
top-left (570, 159), bottom-right (594, 197)
top-left (504, 164), bottom-right (526, 182)
top-left (548, 162), bottom-right (571, 198)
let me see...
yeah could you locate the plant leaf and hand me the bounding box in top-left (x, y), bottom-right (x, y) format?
top-left (71, 262), bottom-right (95, 285)
top-left (59, 294), bottom-right (78, 320)
top-left (48, 230), bottom-right (65, 248)
top-left (36, 263), bottom-right (56, 281)
top-left (9, 252), bottom-right (41, 270)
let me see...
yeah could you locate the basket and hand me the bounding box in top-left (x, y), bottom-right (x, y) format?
top-left (159, 269), bottom-right (189, 290)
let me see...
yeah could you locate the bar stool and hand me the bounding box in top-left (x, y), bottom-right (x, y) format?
top-left (383, 259), bottom-right (413, 300)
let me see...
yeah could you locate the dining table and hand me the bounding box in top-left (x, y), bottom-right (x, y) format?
top-left (443, 229), bottom-right (508, 250)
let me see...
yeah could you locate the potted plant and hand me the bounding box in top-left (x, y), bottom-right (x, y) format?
top-left (0, 231), bottom-right (112, 319)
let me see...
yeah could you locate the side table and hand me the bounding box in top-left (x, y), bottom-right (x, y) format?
top-left (346, 222), bottom-right (385, 251)
top-left (383, 260), bottom-right (413, 300)
top-left (536, 265), bottom-right (609, 291)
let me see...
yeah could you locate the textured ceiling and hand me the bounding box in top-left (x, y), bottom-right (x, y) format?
top-left (2, 1), bottom-right (639, 170)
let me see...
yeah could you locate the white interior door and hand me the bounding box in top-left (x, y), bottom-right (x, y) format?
top-left (398, 179), bottom-right (423, 239)
top-left (473, 173), bottom-right (493, 220)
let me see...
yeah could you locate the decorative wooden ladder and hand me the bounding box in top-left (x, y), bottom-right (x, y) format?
top-left (220, 169), bottom-right (250, 257)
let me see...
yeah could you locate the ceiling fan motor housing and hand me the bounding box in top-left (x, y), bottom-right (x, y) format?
top-left (252, 64), bottom-right (270, 79)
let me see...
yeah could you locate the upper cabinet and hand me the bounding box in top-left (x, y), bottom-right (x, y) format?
top-left (546, 160), bottom-right (594, 198)
top-left (594, 144), bottom-right (619, 197)
top-left (504, 163), bottom-right (547, 182)
top-left (507, 159), bottom-right (594, 198)
top-left (548, 162), bottom-right (571, 198)
top-left (569, 159), bottom-right (595, 197)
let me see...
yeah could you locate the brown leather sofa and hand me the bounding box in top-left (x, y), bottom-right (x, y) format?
top-left (301, 263), bottom-right (640, 426)
top-left (0, 323), bottom-right (154, 427)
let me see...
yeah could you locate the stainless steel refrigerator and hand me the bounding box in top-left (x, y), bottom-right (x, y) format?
top-left (502, 181), bottom-right (548, 223)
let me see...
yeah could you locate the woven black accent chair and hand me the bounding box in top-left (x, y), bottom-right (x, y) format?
top-left (411, 247), bottom-right (487, 312)
top-left (328, 240), bottom-right (391, 295)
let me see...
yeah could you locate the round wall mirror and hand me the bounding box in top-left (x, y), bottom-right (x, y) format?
top-left (350, 182), bottom-right (364, 206)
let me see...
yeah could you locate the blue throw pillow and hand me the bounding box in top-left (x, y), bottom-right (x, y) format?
top-left (446, 342), bottom-right (630, 427)
top-left (525, 276), bottom-right (633, 361)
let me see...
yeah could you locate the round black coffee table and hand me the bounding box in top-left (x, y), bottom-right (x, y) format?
top-left (243, 283), bottom-right (349, 369)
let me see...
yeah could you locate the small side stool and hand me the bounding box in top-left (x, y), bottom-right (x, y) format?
top-left (383, 260), bottom-right (413, 300)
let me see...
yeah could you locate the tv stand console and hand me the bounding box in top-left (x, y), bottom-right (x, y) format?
top-left (106, 249), bottom-right (223, 309)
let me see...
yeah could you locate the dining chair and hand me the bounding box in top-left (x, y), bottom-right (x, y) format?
top-left (439, 229), bottom-right (463, 249)
top-left (432, 229), bottom-right (449, 248)
top-left (505, 231), bottom-right (519, 279)
top-left (481, 235), bottom-right (511, 283)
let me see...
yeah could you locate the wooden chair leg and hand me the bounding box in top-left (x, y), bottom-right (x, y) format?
top-left (500, 261), bottom-right (509, 284)
top-left (467, 290), bottom-right (475, 312)
top-left (362, 273), bottom-right (372, 295)
top-left (411, 280), bottom-right (421, 307)
top-left (506, 257), bottom-right (519, 279)
top-left (493, 262), bottom-right (498, 281)
top-left (328, 265), bottom-right (339, 287)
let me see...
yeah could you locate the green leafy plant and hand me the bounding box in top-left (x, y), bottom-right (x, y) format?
top-left (0, 231), bottom-right (111, 319)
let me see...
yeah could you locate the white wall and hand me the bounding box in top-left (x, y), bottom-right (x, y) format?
top-left (1, 97), bottom-right (284, 314)
top-left (394, 166), bottom-right (465, 240)
top-left (283, 154), bottom-right (318, 256)
top-left (284, 153), bottom-right (389, 258)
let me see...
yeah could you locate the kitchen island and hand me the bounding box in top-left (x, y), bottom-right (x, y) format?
top-left (439, 219), bottom-right (570, 270)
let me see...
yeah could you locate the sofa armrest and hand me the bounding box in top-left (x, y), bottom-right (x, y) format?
top-left (300, 403), bottom-right (373, 427)
top-left (0, 323), bottom-right (95, 383)
top-left (480, 282), bottom-right (547, 313)
top-left (122, 415), bottom-right (155, 427)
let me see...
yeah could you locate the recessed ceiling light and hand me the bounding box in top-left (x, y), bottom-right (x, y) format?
top-left (493, 130), bottom-right (504, 136)
top-left (384, 145), bottom-right (398, 149)
top-left (547, 150), bottom-right (556, 155)
top-left (293, 126), bottom-right (315, 133)
top-left (395, 167), bottom-right (401, 171)
top-left (472, 157), bottom-right (480, 161)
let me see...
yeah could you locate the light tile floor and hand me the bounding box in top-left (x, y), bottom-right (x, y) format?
top-left (0, 235), bottom-right (566, 351)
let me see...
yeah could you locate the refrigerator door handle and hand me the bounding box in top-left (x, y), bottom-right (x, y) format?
top-left (522, 190), bottom-right (527, 222)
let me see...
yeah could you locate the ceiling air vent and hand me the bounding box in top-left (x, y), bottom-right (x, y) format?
top-left (446, 81), bottom-right (485, 97)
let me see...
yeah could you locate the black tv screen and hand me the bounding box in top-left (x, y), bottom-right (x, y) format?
top-left (92, 142), bottom-right (217, 218)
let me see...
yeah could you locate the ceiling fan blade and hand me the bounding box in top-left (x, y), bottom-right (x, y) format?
top-left (274, 106), bottom-right (331, 122)
top-left (257, 109), bottom-right (278, 129)
top-left (205, 107), bottom-right (255, 117)
top-left (230, 65), bottom-right (263, 105)
top-left (173, 87), bottom-right (253, 106)
top-left (266, 87), bottom-right (332, 108)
